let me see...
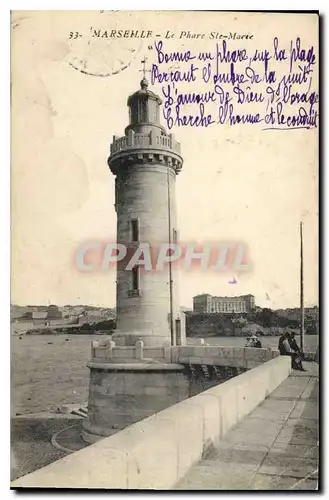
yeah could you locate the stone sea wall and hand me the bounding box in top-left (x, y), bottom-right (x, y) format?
top-left (12, 356), bottom-right (291, 489)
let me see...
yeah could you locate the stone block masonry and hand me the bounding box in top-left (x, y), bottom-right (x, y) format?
top-left (84, 339), bottom-right (279, 441)
top-left (175, 363), bottom-right (319, 491)
top-left (82, 361), bottom-right (189, 443)
top-left (108, 78), bottom-right (183, 349)
top-left (11, 356), bottom-right (291, 489)
top-left (90, 338), bottom-right (278, 369)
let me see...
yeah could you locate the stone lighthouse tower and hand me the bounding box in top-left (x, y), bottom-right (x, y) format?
top-left (82, 75), bottom-right (188, 444)
top-left (108, 75), bottom-right (184, 348)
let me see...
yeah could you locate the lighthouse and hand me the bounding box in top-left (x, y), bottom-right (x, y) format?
top-left (108, 74), bottom-right (184, 348)
top-left (82, 71), bottom-right (188, 444)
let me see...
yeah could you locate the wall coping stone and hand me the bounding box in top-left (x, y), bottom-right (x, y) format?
top-left (87, 361), bottom-right (185, 372)
top-left (12, 357), bottom-right (291, 489)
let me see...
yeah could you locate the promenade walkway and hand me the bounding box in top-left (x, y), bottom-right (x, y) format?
top-left (176, 362), bottom-right (319, 491)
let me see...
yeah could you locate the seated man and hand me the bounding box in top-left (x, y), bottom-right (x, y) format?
top-left (278, 332), bottom-right (305, 371)
top-left (288, 332), bottom-right (306, 371)
top-left (245, 335), bottom-right (262, 348)
top-left (288, 332), bottom-right (301, 354)
top-left (253, 335), bottom-right (262, 348)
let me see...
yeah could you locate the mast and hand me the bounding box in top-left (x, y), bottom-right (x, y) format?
top-left (167, 167), bottom-right (174, 346)
top-left (300, 221), bottom-right (305, 352)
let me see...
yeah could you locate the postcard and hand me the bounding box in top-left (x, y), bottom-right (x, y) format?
top-left (11, 10), bottom-right (319, 490)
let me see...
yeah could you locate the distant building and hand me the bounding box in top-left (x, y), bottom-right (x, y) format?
top-left (276, 306), bottom-right (319, 323)
top-left (32, 311), bottom-right (48, 325)
top-left (305, 306), bottom-right (319, 321)
top-left (87, 309), bottom-right (102, 317)
top-left (32, 311), bottom-right (48, 319)
top-left (193, 294), bottom-right (256, 314)
top-left (32, 305), bottom-right (63, 325)
top-left (47, 305), bottom-right (62, 320)
top-left (28, 306), bottom-right (48, 312)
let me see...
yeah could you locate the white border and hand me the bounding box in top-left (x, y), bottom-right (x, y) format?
top-left (3, 3), bottom-right (325, 499)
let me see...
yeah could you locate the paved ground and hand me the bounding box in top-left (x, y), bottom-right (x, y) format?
top-left (176, 362), bottom-right (319, 491)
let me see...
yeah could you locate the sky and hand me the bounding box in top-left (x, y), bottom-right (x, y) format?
top-left (11, 11), bottom-right (319, 310)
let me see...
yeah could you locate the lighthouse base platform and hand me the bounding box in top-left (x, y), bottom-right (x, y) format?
top-left (82, 360), bottom-right (189, 444)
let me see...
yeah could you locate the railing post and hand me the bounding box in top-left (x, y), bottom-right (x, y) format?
top-left (135, 340), bottom-right (144, 359)
top-left (150, 129), bottom-right (157, 147)
top-left (105, 340), bottom-right (116, 359)
top-left (128, 129), bottom-right (134, 147)
top-left (91, 340), bottom-right (98, 358)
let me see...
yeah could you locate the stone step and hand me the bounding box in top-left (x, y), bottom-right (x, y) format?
top-left (71, 409), bottom-right (87, 418)
top-left (58, 403), bottom-right (88, 417)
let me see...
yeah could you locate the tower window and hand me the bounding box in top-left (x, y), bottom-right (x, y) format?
top-left (130, 102), bottom-right (139, 124)
top-left (131, 219), bottom-right (139, 242)
top-left (138, 99), bottom-right (147, 122)
top-left (173, 229), bottom-right (178, 243)
top-left (132, 266), bottom-right (139, 291)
